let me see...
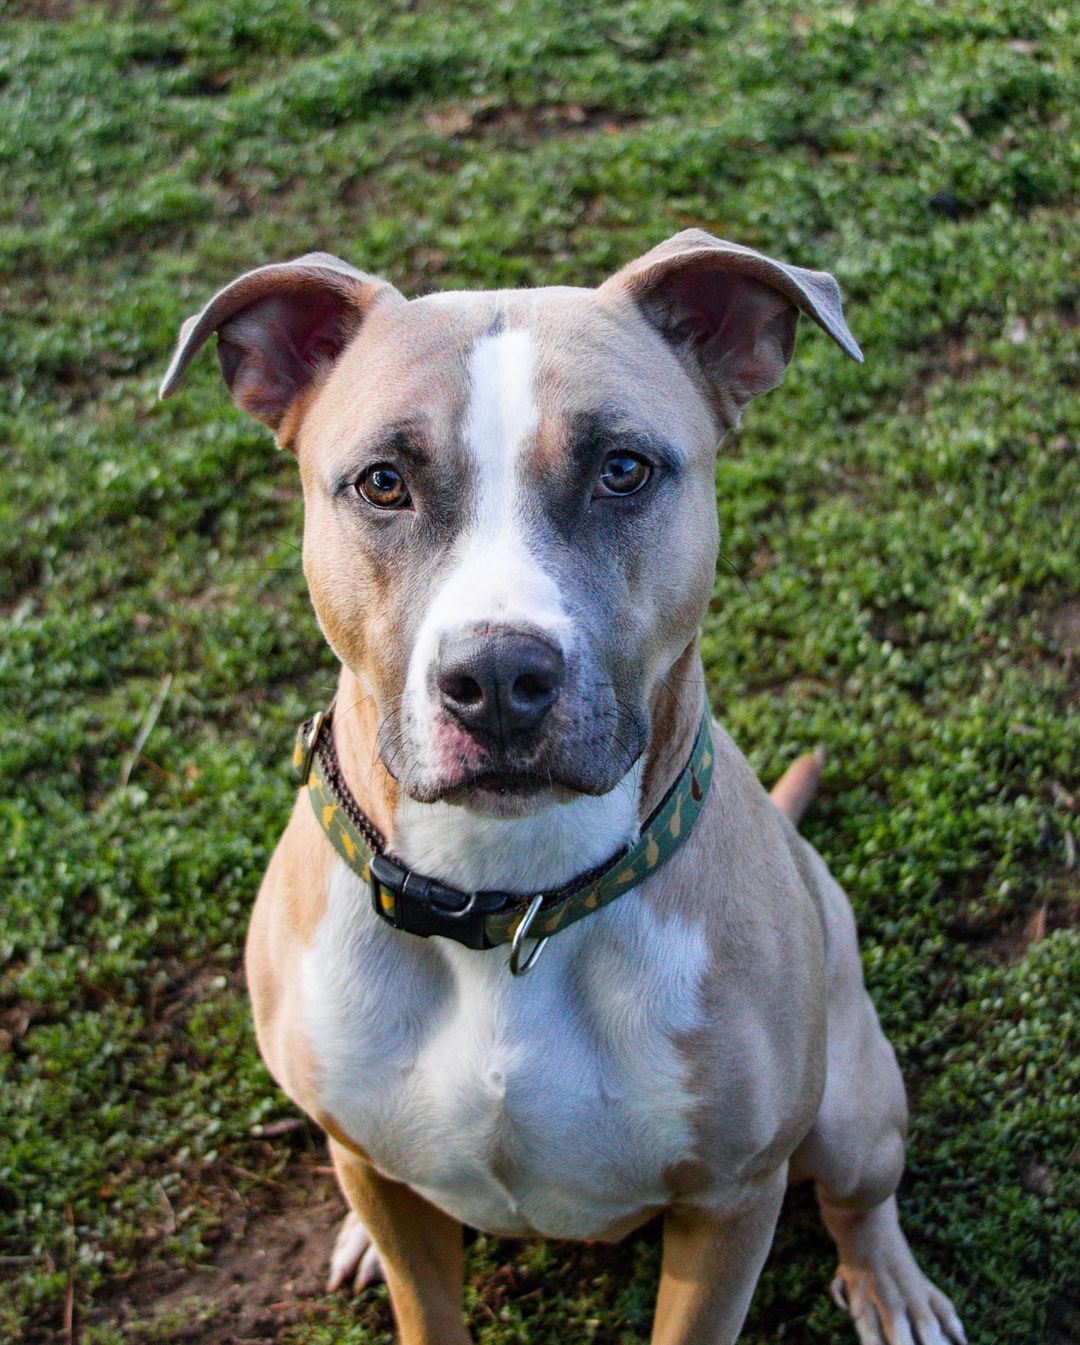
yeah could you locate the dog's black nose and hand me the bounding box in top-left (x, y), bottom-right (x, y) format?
top-left (437, 630), bottom-right (564, 743)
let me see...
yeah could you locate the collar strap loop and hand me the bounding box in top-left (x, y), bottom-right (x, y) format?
top-left (293, 707), bottom-right (714, 952)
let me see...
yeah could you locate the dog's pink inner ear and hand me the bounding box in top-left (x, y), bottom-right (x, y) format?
top-left (600, 230), bottom-right (862, 431)
top-left (659, 267), bottom-right (799, 412)
top-left (160, 253), bottom-right (402, 449)
top-left (217, 287), bottom-right (356, 431)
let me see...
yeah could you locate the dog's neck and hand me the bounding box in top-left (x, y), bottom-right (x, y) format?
top-left (329, 644), bottom-right (706, 896)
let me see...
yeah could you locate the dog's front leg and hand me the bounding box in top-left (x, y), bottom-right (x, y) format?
top-left (652, 1166), bottom-right (787, 1345)
top-left (329, 1138), bottom-right (472, 1345)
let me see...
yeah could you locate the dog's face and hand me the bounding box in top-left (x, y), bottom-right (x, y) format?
top-left (296, 287), bottom-right (722, 815)
top-left (162, 232), bottom-right (859, 816)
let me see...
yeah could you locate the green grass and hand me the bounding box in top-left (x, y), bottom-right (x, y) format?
top-left (1, 1), bottom-right (1077, 1341)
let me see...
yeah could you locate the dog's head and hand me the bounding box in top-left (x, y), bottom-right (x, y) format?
top-left (162, 231), bottom-right (860, 817)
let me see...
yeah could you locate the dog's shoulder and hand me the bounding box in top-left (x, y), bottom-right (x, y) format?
top-left (635, 724), bottom-right (830, 1180)
top-left (244, 795), bottom-right (338, 1113)
top-left (644, 721), bottom-right (829, 961)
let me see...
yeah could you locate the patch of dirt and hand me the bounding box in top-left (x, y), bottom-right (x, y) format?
top-left (91, 1155), bottom-right (374, 1345)
top-left (147, 958), bottom-right (245, 1028)
top-left (867, 605), bottom-right (917, 647)
top-left (948, 871), bottom-right (1080, 964)
top-left (424, 100), bottom-right (641, 147)
top-left (0, 998), bottom-right (46, 1056)
top-left (87, 1160), bottom-right (657, 1344)
top-left (1045, 596), bottom-right (1080, 670)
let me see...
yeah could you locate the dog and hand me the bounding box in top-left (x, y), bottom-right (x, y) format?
top-left (161, 230), bottom-right (966, 1345)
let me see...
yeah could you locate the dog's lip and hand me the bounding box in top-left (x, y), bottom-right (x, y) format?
top-left (388, 748), bottom-right (646, 806)
top-left (454, 769), bottom-right (548, 798)
top-left (378, 750), bottom-right (559, 804)
top-left (414, 764), bottom-right (576, 808)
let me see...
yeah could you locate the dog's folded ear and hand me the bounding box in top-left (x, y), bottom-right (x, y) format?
top-left (159, 253), bottom-right (402, 447)
top-left (598, 229), bottom-right (862, 429)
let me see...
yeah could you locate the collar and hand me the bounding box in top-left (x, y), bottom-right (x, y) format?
top-left (293, 705), bottom-right (714, 972)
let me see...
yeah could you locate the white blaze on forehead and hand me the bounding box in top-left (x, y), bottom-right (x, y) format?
top-left (467, 325), bottom-right (539, 524)
top-left (403, 327), bottom-right (571, 761)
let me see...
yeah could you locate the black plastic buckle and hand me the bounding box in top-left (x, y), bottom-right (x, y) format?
top-left (368, 853), bottom-right (513, 951)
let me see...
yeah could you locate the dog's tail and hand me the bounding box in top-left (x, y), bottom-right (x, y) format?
top-left (769, 746), bottom-right (826, 826)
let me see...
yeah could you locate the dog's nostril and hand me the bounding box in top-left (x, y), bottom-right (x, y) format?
top-left (442, 672), bottom-right (484, 708)
top-left (513, 672), bottom-right (554, 705)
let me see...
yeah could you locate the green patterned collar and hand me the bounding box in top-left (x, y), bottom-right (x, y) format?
top-left (293, 706), bottom-right (714, 974)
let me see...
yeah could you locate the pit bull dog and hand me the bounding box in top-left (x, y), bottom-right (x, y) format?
top-left (160, 230), bottom-right (966, 1345)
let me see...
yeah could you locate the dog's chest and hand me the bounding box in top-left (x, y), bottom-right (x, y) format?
top-left (301, 861), bottom-right (708, 1239)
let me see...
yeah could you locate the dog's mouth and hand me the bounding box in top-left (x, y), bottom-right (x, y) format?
top-left (465, 769), bottom-right (545, 797)
top-left (377, 704), bottom-right (649, 813)
top-left (439, 767), bottom-right (563, 815)
top-left (387, 753), bottom-right (596, 816)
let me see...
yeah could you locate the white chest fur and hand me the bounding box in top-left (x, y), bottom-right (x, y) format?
top-left (301, 855), bottom-right (709, 1239)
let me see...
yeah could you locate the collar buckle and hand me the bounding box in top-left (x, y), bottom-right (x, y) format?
top-left (368, 853), bottom-right (511, 951)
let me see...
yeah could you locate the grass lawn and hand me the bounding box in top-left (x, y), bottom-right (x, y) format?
top-left (1, 1), bottom-right (1077, 1341)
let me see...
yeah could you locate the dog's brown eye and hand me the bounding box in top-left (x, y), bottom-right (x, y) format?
top-left (356, 464), bottom-right (410, 509)
top-left (594, 452), bottom-right (651, 498)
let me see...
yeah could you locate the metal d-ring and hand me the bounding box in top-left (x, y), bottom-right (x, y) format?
top-left (508, 893), bottom-right (549, 977)
top-left (298, 710), bottom-right (325, 787)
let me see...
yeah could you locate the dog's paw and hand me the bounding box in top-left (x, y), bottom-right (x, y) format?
top-left (327, 1209), bottom-right (386, 1293)
top-left (831, 1261), bottom-right (966, 1345)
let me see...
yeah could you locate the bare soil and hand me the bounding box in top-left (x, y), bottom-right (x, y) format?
top-left (87, 1156), bottom-right (392, 1345)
